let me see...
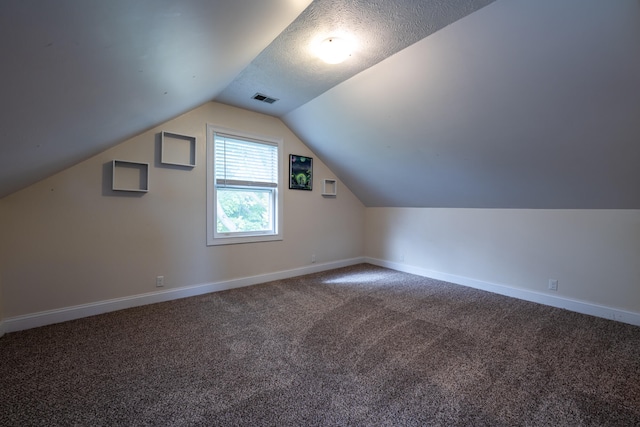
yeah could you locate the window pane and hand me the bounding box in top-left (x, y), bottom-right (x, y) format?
top-left (216, 188), bottom-right (273, 233)
top-left (215, 135), bottom-right (278, 186)
top-left (207, 125), bottom-right (283, 246)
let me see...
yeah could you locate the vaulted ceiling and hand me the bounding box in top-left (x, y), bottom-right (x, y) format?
top-left (1, 0), bottom-right (639, 208)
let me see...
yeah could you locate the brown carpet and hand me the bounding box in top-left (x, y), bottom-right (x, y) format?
top-left (1, 264), bottom-right (639, 426)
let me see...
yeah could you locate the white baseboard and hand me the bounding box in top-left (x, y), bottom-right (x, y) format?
top-left (0, 320), bottom-right (5, 338)
top-left (3, 257), bottom-right (365, 334)
top-left (7, 256), bottom-right (638, 333)
top-left (365, 257), bottom-right (640, 327)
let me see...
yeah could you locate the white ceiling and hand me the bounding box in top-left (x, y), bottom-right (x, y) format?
top-left (1, 0), bottom-right (639, 208)
top-left (0, 0), bottom-right (312, 198)
top-left (284, 0), bottom-right (640, 207)
top-left (216, 0), bottom-right (495, 116)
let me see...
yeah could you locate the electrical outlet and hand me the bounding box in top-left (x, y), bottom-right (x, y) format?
top-left (311, 254), bottom-right (316, 263)
top-left (156, 276), bottom-right (164, 287)
top-left (548, 279), bottom-right (558, 291)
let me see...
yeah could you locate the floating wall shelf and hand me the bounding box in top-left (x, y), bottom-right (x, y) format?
top-left (161, 131), bottom-right (196, 167)
top-left (322, 179), bottom-right (337, 197)
top-left (112, 160), bottom-right (149, 192)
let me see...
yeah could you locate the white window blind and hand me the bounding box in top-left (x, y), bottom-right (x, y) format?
top-left (214, 134), bottom-right (278, 188)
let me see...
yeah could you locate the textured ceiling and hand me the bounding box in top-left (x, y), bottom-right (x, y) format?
top-left (2, 0), bottom-right (639, 209)
top-left (216, 0), bottom-right (496, 116)
top-left (0, 0), bottom-right (311, 198)
top-left (284, 0), bottom-right (640, 208)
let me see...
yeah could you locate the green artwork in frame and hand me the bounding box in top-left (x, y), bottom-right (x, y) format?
top-left (289, 154), bottom-right (313, 190)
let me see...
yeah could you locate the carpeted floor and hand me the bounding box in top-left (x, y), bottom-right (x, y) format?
top-left (1, 264), bottom-right (639, 426)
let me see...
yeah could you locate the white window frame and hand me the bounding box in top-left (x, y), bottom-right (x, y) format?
top-left (206, 124), bottom-right (283, 246)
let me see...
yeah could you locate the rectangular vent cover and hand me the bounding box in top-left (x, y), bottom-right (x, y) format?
top-left (252, 93), bottom-right (278, 104)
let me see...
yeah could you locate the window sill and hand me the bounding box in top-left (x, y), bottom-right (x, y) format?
top-left (207, 233), bottom-right (283, 246)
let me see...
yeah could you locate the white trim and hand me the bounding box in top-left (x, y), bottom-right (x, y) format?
top-left (2, 257), bottom-right (365, 334)
top-left (8, 256), bottom-right (636, 334)
top-left (365, 257), bottom-right (640, 327)
top-left (206, 124), bottom-right (284, 246)
top-left (0, 320), bottom-right (5, 338)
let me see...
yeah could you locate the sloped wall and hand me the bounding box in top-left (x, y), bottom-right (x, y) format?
top-left (365, 208), bottom-right (640, 324)
top-left (0, 102), bottom-right (365, 322)
top-left (0, 264), bottom-right (4, 337)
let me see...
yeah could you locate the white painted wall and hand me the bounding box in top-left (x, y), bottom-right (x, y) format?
top-left (0, 201), bottom-right (5, 336)
top-left (0, 261), bottom-right (4, 337)
top-left (364, 208), bottom-right (640, 323)
top-left (0, 102), bottom-right (365, 322)
top-left (3, 106), bottom-right (638, 331)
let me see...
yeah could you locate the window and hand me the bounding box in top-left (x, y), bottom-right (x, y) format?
top-left (206, 125), bottom-right (283, 245)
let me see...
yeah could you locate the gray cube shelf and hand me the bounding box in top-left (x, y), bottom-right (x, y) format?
top-left (161, 131), bottom-right (196, 167)
top-left (322, 179), bottom-right (337, 197)
top-left (112, 160), bottom-right (149, 192)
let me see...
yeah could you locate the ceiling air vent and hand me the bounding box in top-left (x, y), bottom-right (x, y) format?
top-left (252, 93), bottom-right (278, 104)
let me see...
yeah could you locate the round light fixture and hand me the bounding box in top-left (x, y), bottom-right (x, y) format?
top-left (316, 37), bottom-right (352, 64)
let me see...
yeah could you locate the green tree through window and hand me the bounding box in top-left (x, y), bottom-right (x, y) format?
top-left (216, 188), bottom-right (270, 233)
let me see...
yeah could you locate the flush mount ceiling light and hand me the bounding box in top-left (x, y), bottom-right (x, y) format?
top-left (316, 37), bottom-right (352, 64)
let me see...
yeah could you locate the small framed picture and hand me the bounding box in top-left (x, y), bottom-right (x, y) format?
top-left (289, 154), bottom-right (313, 190)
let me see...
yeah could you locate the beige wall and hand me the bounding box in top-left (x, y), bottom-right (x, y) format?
top-left (3, 102), bottom-right (638, 327)
top-left (0, 241), bottom-right (4, 336)
top-left (0, 200), bottom-right (6, 335)
top-left (365, 208), bottom-right (640, 315)
top-left (0, 102), bottom-right (365, 318)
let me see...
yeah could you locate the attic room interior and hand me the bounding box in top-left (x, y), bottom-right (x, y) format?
top-left (1, 0), bottom-right (639, 425)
